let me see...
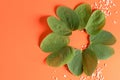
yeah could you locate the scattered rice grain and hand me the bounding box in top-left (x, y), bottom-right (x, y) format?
top-left (92, 0), bottom-right (116, 17)
top-left (63, 74), bottom-right (67, 78)
top-left (113, 20), bottom-right (117, 24)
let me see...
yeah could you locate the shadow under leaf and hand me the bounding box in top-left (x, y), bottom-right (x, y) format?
top-left (38, 15), bottom-right (52, 46)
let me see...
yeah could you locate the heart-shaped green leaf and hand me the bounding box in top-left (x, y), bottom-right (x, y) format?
top-left (67, 50), bottom-right (83, 76)
top-left (40, 33), bottom-right (69, 52)
top-left (88, 44), bottom-right (114, 60)
top-left (47, 16), bottom-right (72, 36)
top-left (46, 46), bottom-right (74, 67)
top-left (90, 30), bottom-right (116, 45)
top-left (56, 6), bottom-right (79, 30)
top-left (74, 3), bottom-right (92, 30)
top-left (82, 48), bottom-right (98, 76)
top-left (86, 10), bottom-right (105, 35)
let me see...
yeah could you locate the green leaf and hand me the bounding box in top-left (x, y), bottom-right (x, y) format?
top-left (47, 16), bottom-right (72, 36)
top-left (82, 48), bottom-right (98, 76)
top-left (90, 30), bottom-right (116, 45)
top-left (40, 33), bottom-right (69, 52)
top-left (46, 46), bottom-right (74, 67)
top-left (86, 10), bottom-right (105, 35)
top-left (67, 50), bottom-right (83, 76)
top-left (75, 3), bottom-right (92, 30)
top-left (56, 6), bottom-right (79, 30)
top-left (88, 44), bottom-right (114, 60)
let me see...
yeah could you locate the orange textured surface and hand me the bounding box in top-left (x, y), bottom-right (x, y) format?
top-left (0, 0), bottom-right (120, 80)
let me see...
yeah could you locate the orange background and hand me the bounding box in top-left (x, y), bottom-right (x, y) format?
top-left (0, 0), bottom-right (120, 80)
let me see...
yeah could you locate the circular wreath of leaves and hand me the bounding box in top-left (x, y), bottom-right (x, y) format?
top-left (40, 3), bottom-right (116, 76)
